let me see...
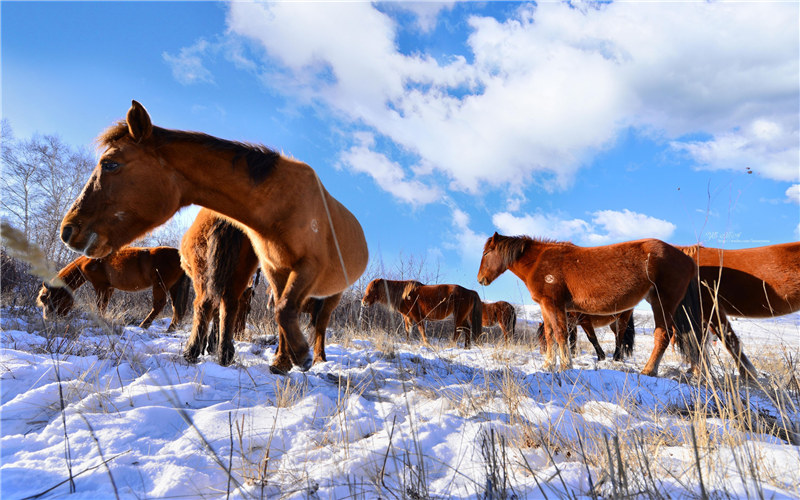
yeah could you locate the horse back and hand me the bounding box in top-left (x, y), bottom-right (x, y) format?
top-left (531, 239), bottom-right (694, 314)
top-left (693, 243), bottom-right (800, 317)
top-left (255, 159), bottom-right (368, 297)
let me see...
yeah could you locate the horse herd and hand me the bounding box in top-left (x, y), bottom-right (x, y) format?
top-left (38, 100), bottom-right (800, 380)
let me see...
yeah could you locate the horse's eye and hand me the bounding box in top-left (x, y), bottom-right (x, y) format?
top-left (101, 161), bottom-right (121, 172)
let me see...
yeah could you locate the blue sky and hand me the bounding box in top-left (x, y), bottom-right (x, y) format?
top-left (3, 1), bottom-right (798, 304)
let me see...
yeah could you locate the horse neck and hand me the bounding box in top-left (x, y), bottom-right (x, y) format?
top-left (59, 260), bottom-right (88, 290)
top-left (506, 240), bottom-right (546, 281)
top-left (163, 142), bottom-right (280, 231)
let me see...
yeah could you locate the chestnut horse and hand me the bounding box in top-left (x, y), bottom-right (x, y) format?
top-left (481, 301), bottom-right (517, 341)
top-left (478, 233), bottom-right (702, 376)
top-left (361, 279), bottom-right (482, 348)
top-left (180, 208), bottom-right (260, 364)
top-left (680, 242), bottom-right (800, 378)
top-left (535, 310), bottom-right (635, 361)
top-left (60, 101), bottom-right (368, 372)
top-left (37, 247), bottom-right (190, 330)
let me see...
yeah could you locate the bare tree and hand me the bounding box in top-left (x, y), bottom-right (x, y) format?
top-left (2, 120), bottom-right (43, 242)
top-left (1, 122), bottom-right (94, 265)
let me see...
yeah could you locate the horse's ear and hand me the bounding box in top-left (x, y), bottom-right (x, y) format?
top-left (127, 100), bottom-right (153, 142)
top-left (490, 232), bottom-right (499, 245)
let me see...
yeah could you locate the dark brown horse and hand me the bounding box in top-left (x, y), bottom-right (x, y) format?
top-left (680, 243), bottom-right (800, 378)
top-left (478, 233), bottom-right (701, 376)
top-left (37, 247), bottom-right (190, 330)
top-left (481, 301), bottom-right (517, 341)
top-left (535, 310), bottom-right (635, 361)
top-left (60, 101), bottom-right (368, 372)
top-left (361, 279), bottom-right (482, 348)
top-left (180, 208), bottom-right (260, 364)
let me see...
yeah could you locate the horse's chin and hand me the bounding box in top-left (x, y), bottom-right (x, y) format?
top-left (82, 234), bottom-right (114, 259)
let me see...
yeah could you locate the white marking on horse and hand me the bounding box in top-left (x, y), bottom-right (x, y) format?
top-left (545, 274), bottom-right (555, 284)
top-left (310, 219), bottom-right (319, 233)
top-left (115, 211), bottom-right (125, 221)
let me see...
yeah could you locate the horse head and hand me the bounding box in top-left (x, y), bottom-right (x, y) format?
top-left (60, 100), bottom-right (182, 258)
top-left (361, 279), bottom-right (385, 306)
top-left (36, 282), bottom-right (74, 318)
top-left (477, 232), bottom-right (508, 286)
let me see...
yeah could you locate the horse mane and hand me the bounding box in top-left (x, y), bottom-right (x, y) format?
top-left (374, 279), bottom-right (423, 311)
top-left (493, 235), bottom-right (573, 267)
top-left (678, 244), bottom-right (705, 258)
top-left (96, 121), bottom-right (281, 185)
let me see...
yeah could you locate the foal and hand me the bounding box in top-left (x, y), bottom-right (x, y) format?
top-left (37, 247), bottom-right (190, 330)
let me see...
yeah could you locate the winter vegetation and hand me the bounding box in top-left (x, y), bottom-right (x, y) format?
top-left (1, 223), bottom-right (799, 499)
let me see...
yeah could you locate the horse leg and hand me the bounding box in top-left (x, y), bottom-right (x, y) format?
top-left (402, 316), bottom-right (413, 340)
top-left (217, 294), bottom-right (241, 367)
top-left (309, 293), bottom-right (342, 364)
top-left (641, 290), bottom-right (676, 377)
top-left (415, 319), bottom-right (430, 346)
top-left (271, 268), bottom-right (314, 374)
top-left (184, 293), bottom-right (217, 363)
top-left (611, 310), bottom-right (634, 361)
top-left (712, 313), bottom-right (758, 380)
top-left (580, 320), bottom-right (606, 361)
top-left (140, 286), bottom-right (167, 330)
top-left (541, 302), bottom-right (571, 371)
top-left (454, 307), bottom-right (471, 349)
top-left (207, 307), bottom-right (220, 355)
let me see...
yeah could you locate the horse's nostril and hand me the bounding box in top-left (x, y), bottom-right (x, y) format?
top-left (60, 225), bottom-right (74, 244)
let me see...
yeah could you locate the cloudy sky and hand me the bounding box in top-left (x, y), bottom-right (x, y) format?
top-left (3, 1), bottom-right (798, 303)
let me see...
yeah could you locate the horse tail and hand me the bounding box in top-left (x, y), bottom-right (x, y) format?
top-left (170, 272), bottom-right (192, 322)
top-left (507, 305), bottom-right (517, 339)
top-left (622, 313), bottom-right (635, 357)
top-left (471, 292), bottom-right (482, 344)
top-left (672, 278), bottom-right (705, 366)
top-left (206, 218), bottom-right (244, 304)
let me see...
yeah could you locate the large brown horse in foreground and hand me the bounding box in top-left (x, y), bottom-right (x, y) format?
top-left (478, 233), bottom-right (702, 376)
top-left (481, 301), bottom-right (517, 341)
top-left (180, 209), bottom-right (260, 364)
top-left (362, 279), bottom-right (482, 348)
top-left (59, 101), bottom-right (369, 372)
top-left (680, 243), bottom-right (800, 378)
top-left (535, 310), bottom-right (635, 361)
top-left (37, 247), bottom-right (190, 331)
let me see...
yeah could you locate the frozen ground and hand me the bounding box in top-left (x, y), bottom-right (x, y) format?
top-left (1, 306), bottom-right (799, 499)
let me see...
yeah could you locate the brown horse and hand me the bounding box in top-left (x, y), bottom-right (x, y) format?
top-left (680, 242), bottom-right (800, 378)
top-left (37, 247), bottom-right (190, 330)
top-left (535, 310), bottom-right (635, 361)
top-left (361, 279), bottom-right (482, 348)
top-left (481, 301), bottom-right (517, 341)
top-left (478, 233), bottom-right (702, 376)
top-left (59, 101), bottom-right (369, 372)
top-left (180, 208), bottom-right (260, 364)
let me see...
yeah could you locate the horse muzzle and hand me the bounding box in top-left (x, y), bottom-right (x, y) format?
top-left (60, 222), bottom-right (112, 258)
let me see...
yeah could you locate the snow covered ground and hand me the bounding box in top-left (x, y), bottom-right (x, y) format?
top-left (2, 306), bottom-right (799, 499)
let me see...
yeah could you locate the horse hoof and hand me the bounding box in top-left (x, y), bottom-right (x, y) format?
top-left (269, 365), bottom-right (288, 376)
top-left (183, 352), bottom-right (199, 364)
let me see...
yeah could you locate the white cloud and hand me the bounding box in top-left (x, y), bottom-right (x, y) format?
top-left (218, 1), bottom-right (797, 194)
top-left (672, 119), bottom-right (799, 183)
top-left (163, 39), bottom-right (215, 85)
top-left (391, 2), bottom-right (455, 33)
top-left (339, 132), bottom-right (440, 206)
top-left (493, 209), bottom-right (675, 245)
top-left (585, 209), bottom-right (676, 244)
top-left (787, 184), bottom-right (800, 205)
top-left (446, 207), bottom-right (487, 260)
